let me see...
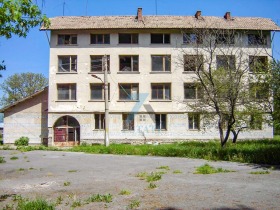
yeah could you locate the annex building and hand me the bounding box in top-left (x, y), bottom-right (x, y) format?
top-left (1, 9), bottom-right (280, 146)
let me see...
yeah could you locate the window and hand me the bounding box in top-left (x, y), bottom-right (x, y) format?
top-left (91, 55), bottom-right (110, 72)
top-left (183, 33), bottom-right (202, 44)
top-left (184, 55), bottom-right (203, 72)
top-left (119, 84), bottom-right (139, 100)
top-left (58, 34), bottom-right (77, 45)
top-left (216, 33), bottom-right (235, 45)
top-left (122, 114), bottom-right (134, 130)
top-left (57, 84), bottom-right (76, 100)
top-left (151, 84), bottom-right (171, 100)
top-left (95, 114), bottom-right (105, 130)
top-left (216, 55), bottom-right (235, 70)
top-left (119, 56), bottom-right (139, 72)
top-left (249, 83), bottom-right (269, 100)
top-left (91, 34), bottom-right (110, 44)
top-left (189, 113), bottom-right (200, 130)
top-left (58, 56), bottom-right (77, 72)
top-left (151, 34), bottom-right (170, 44)
top-left (248, 34), bottom-right (267, 46)
top-left (119, 34), bottom-right (138, 44)
top-left (184, 83), bottom-right (202, 99)
top-left (151, 55), bottom-right (171, 71)
top-left (155, 114), bottom-right (167, 130)
top-left (90, 84), bottom-right (110, 100)
top-left (250, 114), bottom-right (262, 130)
top-left (249, 56), bottom-right (268, 73)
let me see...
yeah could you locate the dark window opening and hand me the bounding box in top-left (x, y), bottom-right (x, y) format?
top-left (119, 34), bottom-right (138, 44)
top-left (151, 34), bottom-right (170, 44)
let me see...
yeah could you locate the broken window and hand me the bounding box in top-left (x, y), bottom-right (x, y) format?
top-left (119, 84), bottom-right (139, 100)
top-left (58, 34), bottom-right (77, 45)
top-left (184, 55), bottom-right (204, 72)
top-left (95, 113), bottom-right (105, 130)
top-left (119, 34), bottom-right (138, 44)
top-left (122, 113), bottom-right (134, 130)
top-left (90, 55), bottom-right (110, 72)
top-left (183, 33), bottom-right (202, 44)
top-left (155, 114), bottom-right (167, 130)
top-left (119, 56), bottom-right (139, 72)
top-left (151, 55), bottom-right (171, 71)
top-left (57, 84), bottom-right (76, 100)
top-left (184, 83), bottom-right (202, 99)
top-left (151, 34), bottom-right (170, 44)
top-left (216, 55), bottom-right (236, 71)
top-left (216, 33), bottom-right (235, 45)
top-left (90, 84), bottom-right (110, 100)
top-left (249, 56), bottom-right (268, 73)
top-left (188, 113), bottom-right (200, 130)
top-left (151, 84), bottom-right (171, 100)
top-left (58, 56), bottom-right (77, 72)
top-left (248, 34), bottom-right (267, 46)
top-left (91, 34), bottom-right (110, 44)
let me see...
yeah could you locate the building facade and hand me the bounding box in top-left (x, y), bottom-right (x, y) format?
top-left (40, 8), bottom-right (280, 146)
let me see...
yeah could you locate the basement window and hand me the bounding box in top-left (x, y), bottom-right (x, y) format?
top-left (90, 55), bottom-right (110, 72)
top-left (119, 34), bottom-right (138, 44)
top-left (122, 113), bottom-right (135, 130)
top-left (57, 84), bottom-right (76, 101)
top-left (151, 55), bottom-right (171, 72)
top-left (58, 34), bottom-right (77, 45)
top-left (119, 56), bottom-right (139, 72)
top-left (151, 34), bottom-right (170, 44)
top-left (91, 34), bottom-right (110, 44)
top-left (58, 56), bottom-right (77, 72)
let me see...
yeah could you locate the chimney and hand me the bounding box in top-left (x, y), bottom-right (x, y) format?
top-left (137, 8), bottom-right (143, 21)
top-left (224, 12), bottom-right (231, 20)
top-left (195, 11), bottom-right (202, 19)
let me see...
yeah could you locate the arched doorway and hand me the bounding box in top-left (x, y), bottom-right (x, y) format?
top-left (53, 116), bottom-right (80, 146)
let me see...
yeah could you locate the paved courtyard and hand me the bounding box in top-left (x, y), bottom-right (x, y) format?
top-left (0, 150), bottom-right (280, 209)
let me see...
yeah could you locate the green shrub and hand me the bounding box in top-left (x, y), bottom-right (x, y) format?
top-left (86, 194), bottom-right (113, 203)
top-left (0, 156), bottom-right (6, 163)
top-left (16, 198), bottom-right (54, 210)
top-left (194, 163), bottom-right (235, 174)
top-left (15, 137), bottom-right (29, 146)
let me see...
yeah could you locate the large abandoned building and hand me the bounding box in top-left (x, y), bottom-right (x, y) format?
top-left (1, 9), bottom-right (280, 146)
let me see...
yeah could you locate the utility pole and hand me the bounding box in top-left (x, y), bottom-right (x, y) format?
top-left (103, 55), bottom-right (110, 147)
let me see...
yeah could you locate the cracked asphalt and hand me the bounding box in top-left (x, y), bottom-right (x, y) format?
top-left (0, 150), bottom-right (280, 210)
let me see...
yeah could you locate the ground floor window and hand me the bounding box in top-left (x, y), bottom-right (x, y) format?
top-left (155, 114), bottom-right (167, 130)
top-left (189, 113), bottom-right (200, 130)
top-left (250, 114), bottom-right (262, 130)
top-left (95, 113), bottom-right (105, 130)
top-left (122, 113), bottom-right (134, 130)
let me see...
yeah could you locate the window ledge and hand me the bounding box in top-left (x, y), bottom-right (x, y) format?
top-left (93, 129), bottom-right (105, 131)
top-left (118, 43), bottom-right (139, 45)
top-left (57, 72), bottom-right (78, 74)
top-left (57, 44), bottom-right (78, 46)
top-left (155, 129), bottom-right (167, 131)
top-left (150, 43), bottom-right (171, 45)
top-left (188, 129), bottom-right (200, 131)
top-left (88, 72), bottom-right (111, 74)
top-left (88, 100), bottom-right (111, 102)
top-left (55, 100), bottom-right (77, 102)
top-left (89, 44), bottom-right (110, 46)
top-left (121, 130), bottom-right (135, 132)
top-left (149, 100), bottom-right (172, 102)
top-left (183, 71), bottom-right (196, 74)
top-left (117, 100), bottom-right (140, 102)
top-left (183, 99), bottom-right (200, 101)
top-left (150, 71), bottom-right (171, 74)
top-left (117, 72), bottom-right (140, 74)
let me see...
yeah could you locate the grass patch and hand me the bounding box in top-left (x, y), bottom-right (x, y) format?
top-left (18, 168), bottom-right (25, 171)
top-left (147, 182), bottom-right (157, 189)
top-left (146, 172), bottom-right (162, 182)
top-left (156, 165), bottom-right (170, 170)
top-left (136, 172), bottom-right (147, 180)
top-left (55, 196), bottom-right (63, 206)
top-left (119, 189), bottom-right (131, 195)
top-left (71, 200), bottom-right (82, 208)
top-left (0, 156), bottom-right (6, 163)
top-left (127, 199), bottom-right (140, 209)
top-left (68, 170), bottom-right (77, 173)
top-left (194, 163), bottom-right (235, 174)
top-left (249, 170), bottom-right (270, 175)
top-left (63, 181), bottom-right (71, 186)
top-left (86, 194), bottom-right (113, 203)
top-left (173, 170), bottom-right (182, 174)
top-left (67, 138), bottom-right (280, 165)
top-left (17, 198), bottom-right (55, 210)
top-left (10, 156), bottom-right (18, 160)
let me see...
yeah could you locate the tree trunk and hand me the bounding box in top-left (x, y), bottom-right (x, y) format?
top-left (218, 119), bottom-right (225, 147)
top-left (231, 130), bottom-right (238, 143)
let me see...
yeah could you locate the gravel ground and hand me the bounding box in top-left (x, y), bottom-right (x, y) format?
top-left (0, 150), bottom-right (280, 210)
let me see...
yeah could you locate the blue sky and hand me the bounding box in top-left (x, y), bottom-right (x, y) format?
top-left (0, 0), bottom-right (279, 98)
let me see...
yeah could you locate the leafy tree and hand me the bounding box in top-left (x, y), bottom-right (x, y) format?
top-left (0, 72), bottom-right (48, 106)
top-left (0, 0), bottom-right (49, 76)
top-left (178, 28), bottom-right (272, 147)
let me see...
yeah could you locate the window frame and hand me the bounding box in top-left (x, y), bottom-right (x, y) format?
top-left (122, 113), bottom-right (135, 131)
top-left (248, 34), bottom-right (267, 46)
top-left (188, 113), bottom-right (200, 130)
top-left (119, 33), bottom-right (139, 44)
top-left (151, 83), bottom-right (171, 100)
top-left (90, 34), bottom-right (110, 44)
top-left (184, 83), bottom-right (202, 100)
top-left (95, 113), bottom-right (105, 130)
top-left (249, 114), bottom-right (263, 130)
top-left (249, 83), bottom-right (269, 100)
top-left (58, 34), bottom-right (77, 45)
top-left (216, 55), bottom-right (236, 71)
top-left (119, 55), bottom-right (139, 72)
top-left (57, 84), bottom-right (77, 101)
top-left (184, 55), bottom-right (204, 72)
top-left (90, 83), bottom-right (110, 101)
top-left (183, 33), bottom-right (203, 44)
top-left (155, 114), bottom-right (167, 130)
top-left (58, 55), bottom-right (77, 73)
top-left (90, 55), bottom-right (110, 72)
top-left (215, 33), bottom-right (235, 45)
top-left (151, 55), bottom-right (171, 72)
top-left (249, 56), bottom-right (268, 73)
top-left (119, 83), bottom-right (139, 101)
top-left (151, 33), bottom-right (170, 44)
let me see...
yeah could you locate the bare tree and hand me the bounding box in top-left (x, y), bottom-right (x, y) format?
top-left (176, 27), bottom-right (272, 147)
